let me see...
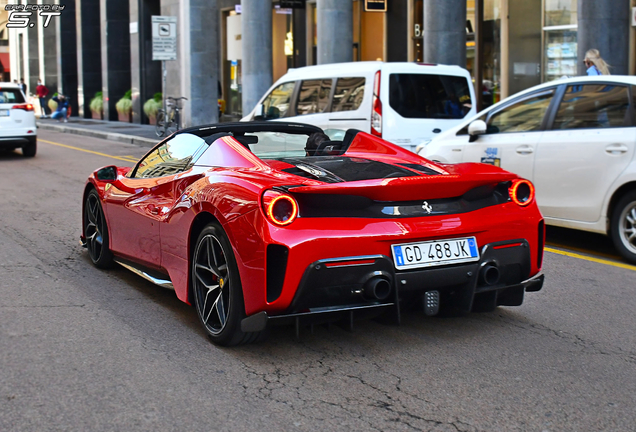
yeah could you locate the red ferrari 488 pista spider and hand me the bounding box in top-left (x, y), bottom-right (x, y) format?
top-left (81, 122), bottom-right (544, 345)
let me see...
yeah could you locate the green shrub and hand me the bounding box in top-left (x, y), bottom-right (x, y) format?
top-left (143, 98), bottom-right (160, 117)
top-left (89, 92), bottom-right (103, 113)
top-left (153, 92), bottom-right (162, 103)
top-left (116, 97), bottom-right (133, 114)
top-left (123, 89), bottom-right (132, 100)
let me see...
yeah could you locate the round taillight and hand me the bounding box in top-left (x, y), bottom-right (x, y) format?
top-left (263, 191), bottom-right (298, 226)
top-left (509, 179), bottom-right (535, 206)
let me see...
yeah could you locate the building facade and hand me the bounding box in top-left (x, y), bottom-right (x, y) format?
top-left (7, 0), bottom-right (636, 127)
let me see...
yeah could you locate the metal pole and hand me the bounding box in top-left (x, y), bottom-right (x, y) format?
top-left (162, 60), bottom-right (166, 115)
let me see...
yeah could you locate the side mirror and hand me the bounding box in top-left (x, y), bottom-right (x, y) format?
top-left (96, 165), bottom-right (118, 181)
top-left (468, 120), bottom-right (487, 142)
top-left (253, 104), bottom-right (265, 120)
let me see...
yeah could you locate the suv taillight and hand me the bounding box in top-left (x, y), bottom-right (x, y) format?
top-left (12, 104), bottom-right (34, 112)
top-left (371, 70), bottom-right (382, 137)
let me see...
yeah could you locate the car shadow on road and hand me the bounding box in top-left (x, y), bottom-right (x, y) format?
top-left (76, 251), bottom-right (544, 361)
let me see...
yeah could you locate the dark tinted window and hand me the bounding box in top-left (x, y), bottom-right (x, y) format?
top-left (389, 74), bottom-right (472, 119)
top-left (331, 77), bottom-right (365, 112)
top-left (0, 89), bottom-right (25, 104)
top-left (133, 133), bottom-right (207, 178)
top-left (262, 82), bottom-right (295, 119)
top-left (486, 90), bottom-right (554, 134)
top-left (296, 79), bottom-right (333, 115)
top-left (553, 84), bottom-right (630, 129)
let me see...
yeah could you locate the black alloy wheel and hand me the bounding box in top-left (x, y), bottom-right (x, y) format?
top-left (192, 223), bottom-right (261, 346)
top-left (611, 191), bottom-right (636, 264)
top-left (83, 189), bottom-right (114, 268)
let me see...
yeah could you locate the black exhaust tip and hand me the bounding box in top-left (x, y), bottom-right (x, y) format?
top-left (479, 264), bottom-right (500, 286)
top-left (363, 277), bottom-right (392, 301)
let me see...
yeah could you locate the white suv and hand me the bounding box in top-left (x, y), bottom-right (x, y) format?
top-left (0, 83), bottom-right (37, 157)
top-left (421, 76), bottom-right (636, 263)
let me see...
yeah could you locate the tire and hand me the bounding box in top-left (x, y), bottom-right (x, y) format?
top-left (610, 190), bottom-right (636, 264)
top-left (83, 189), bottom-right (114, 269)
top-left (22, 137), bottom-right (37, 157)
top-left (155, 111), bottom-right (166, 137)
top-left (166, 111), bottom-right (178, 135)
top-left (191, 223), bottom-right (261, 346)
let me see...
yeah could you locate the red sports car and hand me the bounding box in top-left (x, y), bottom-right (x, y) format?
top-left (81, 122), bottom-right (544, 346)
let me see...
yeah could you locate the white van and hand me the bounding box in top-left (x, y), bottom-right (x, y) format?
top-left (241, 61), bottom-right (476, 152)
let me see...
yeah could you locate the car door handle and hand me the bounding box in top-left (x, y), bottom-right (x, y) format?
top-left (605, 144), bottom-right (628, 155)
top-left (516, 146), bottom-right (534, 155)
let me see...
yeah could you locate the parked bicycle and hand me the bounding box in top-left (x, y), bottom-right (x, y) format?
top-left (155, 96), bottom-right (188, 138)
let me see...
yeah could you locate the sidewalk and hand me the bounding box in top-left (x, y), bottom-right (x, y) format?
top-left (37, 117), bottom-right (160, 147)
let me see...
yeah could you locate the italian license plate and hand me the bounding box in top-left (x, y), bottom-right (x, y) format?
top-left (391, 237), bottom-right (479, 270)
top-left (0, 110), bottom-right (9, 116)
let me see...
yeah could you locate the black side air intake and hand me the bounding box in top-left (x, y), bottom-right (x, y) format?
top-left (266, 244), bottom-right (289, 303)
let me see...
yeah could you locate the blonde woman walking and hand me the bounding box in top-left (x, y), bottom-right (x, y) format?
top-left (584, 49), bottom-right (611, 75)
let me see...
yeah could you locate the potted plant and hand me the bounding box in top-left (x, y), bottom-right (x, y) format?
top-left (115, 89), bottom-right (133, 122)
top-left (90, 91), bottom-right (103, 120)
top-left (143, 92), bottom-right (162, 125)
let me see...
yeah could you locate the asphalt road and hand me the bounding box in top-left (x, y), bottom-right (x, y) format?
top-left (1, 130), bottom-right (635, 432)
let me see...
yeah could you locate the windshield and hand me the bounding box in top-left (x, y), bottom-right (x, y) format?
top-left (244, 132), bottom-right (313, 159)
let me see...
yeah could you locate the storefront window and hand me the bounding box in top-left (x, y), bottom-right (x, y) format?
top-left (544, 0), bottom-right (577, 26)
top-left (413, 0), bottom-right (423, 62)
top-left (466, 0), bottom-right (502, 108)
top-left (543, 0), bottom-right (577, 82)
top-left (544, 30), bottom-right (577, 80)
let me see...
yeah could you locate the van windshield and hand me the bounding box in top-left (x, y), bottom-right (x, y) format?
top-left (389, 74), bottom-right (472, 119)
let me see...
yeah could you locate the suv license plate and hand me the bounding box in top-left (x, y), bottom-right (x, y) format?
top-left (391, 237), bottom-right (479, 270)
top-left (0, 110), bottom-right (9, 116)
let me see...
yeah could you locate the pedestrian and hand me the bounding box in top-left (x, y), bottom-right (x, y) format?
top-left (51, 94), bottom-right (69, 123)
top-left (583, 49), bottom-right (611, 76)
top-left (36, 79), bottom-right (49, 118)
top-left (19, 78), bottom-right (27, 95)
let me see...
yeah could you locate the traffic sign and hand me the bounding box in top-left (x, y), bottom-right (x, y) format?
top-left (152, 16), bottom-right (177, 61)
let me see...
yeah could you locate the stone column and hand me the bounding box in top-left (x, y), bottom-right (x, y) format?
top-left (41, 9), bottom-right (58, 98)
top-left (76, 0), bottom-right (102, 118)
top-left (26, 25), bottom-right (39, 97)
top-left (56, 0), bottom-right (78, 116)
top-left (577, 0), bottom-right (629, 75)
top-left (241, 0), bottom-right (272, 116)
top-left (130, 0), bottom-right (161, 124)
top-left (316, 0), bottom-right (353, 64)
top-left (101, 0), bottom-right (132, 121)
top-left (186, 0), bottom-right (219, 126)
top-left (423, 0), bottom-right (466, 67)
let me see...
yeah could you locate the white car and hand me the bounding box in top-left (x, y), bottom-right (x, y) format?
top-left (421, 75), bottom-right (636, 263)
top-left (0, 82), bottom-right (37, 157)
top-left (242, 62), bottom-right (476, 153)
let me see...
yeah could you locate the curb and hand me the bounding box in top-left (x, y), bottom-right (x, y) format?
top-left (37, 122), bottom-right (159, 147)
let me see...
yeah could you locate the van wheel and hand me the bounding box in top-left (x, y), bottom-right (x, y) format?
top-left (610, 190), bottom-right (636, 264)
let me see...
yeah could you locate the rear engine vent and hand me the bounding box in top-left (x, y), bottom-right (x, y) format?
top-left (266, 244), bottom-right (289, 303)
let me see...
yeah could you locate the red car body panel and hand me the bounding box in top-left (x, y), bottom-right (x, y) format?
top-left (83, 124), bottom-right (544, 325)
